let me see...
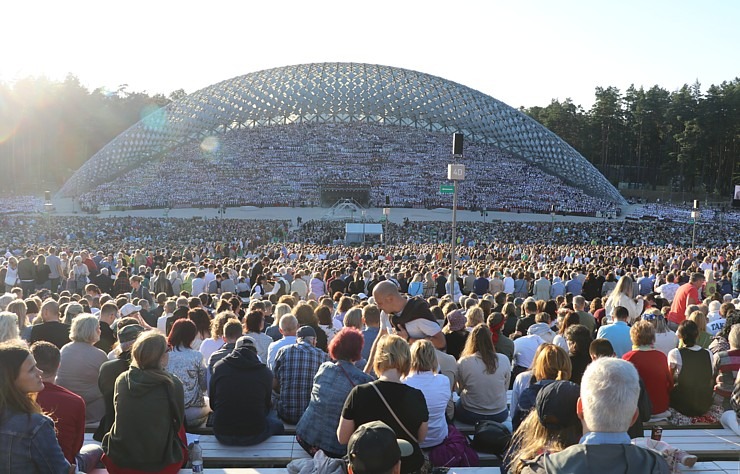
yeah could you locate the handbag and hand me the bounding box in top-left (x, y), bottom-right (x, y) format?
top-left (428, 424), bottom-right (479, 467)
top-left (471, 420), bottom-right (511, 456)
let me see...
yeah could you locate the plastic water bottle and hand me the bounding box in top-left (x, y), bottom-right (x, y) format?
top-left (191, 439), bottom-right (203, 473)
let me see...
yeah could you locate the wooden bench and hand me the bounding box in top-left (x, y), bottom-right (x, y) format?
top-left (90, 460), bottom-right (740, 474)
top-left (641, 429), bottom-right (740, 461)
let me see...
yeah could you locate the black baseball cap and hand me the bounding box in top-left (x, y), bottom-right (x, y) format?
top-left (347, 421), bottom-right (413, 474)
top-left (536, 380), bottom-right (581, 430)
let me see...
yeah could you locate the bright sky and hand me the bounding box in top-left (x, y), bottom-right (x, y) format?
top-left (3, 0), bottom-right (738, 109)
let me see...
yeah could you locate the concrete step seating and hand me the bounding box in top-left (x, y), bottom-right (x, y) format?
top-left (639, 429), bottom-right (740, 461)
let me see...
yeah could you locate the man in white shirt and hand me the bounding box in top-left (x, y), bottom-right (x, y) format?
top-left (156, 300), bottom-right (176, 335)
top-left (191, 271), bottom-right (207, 296)
top-left (266, 315), bottom-right (298, 370)
top-left (503, 271), bottom-right (515, 295)
top-left (372, 281), bottom-right (445, 349)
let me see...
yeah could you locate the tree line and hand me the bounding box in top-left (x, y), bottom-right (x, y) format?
top-left (524, 79), bottom-right (740, 197)
top-left (1, 74), bottom-right (738, 196)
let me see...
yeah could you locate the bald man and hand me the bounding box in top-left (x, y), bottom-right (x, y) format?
top-left (372, 281), bottom-right (445, 349)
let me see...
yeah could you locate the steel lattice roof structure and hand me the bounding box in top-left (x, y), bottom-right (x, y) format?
top-left (59, 62), bottom-right (625, 204)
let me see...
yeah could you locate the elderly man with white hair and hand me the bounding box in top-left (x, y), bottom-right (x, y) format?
top-left (521, 358), bottom-right (669, 473)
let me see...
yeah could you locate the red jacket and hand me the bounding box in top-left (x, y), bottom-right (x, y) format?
top-left (36, 381), bottom-right (85, 464)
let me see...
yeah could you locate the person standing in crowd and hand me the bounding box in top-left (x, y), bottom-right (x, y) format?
top-left (667, 272), bottom-right (705, 330)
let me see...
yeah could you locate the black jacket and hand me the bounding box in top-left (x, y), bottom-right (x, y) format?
top-left (209, 346), bottom-right (273, 437)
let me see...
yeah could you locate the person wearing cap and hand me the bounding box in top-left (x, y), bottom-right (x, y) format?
top-left (347, 421), bottom-right (413, 474)
top-left (441, 308), bottom-right (468, 359)
top-left (505, 380), bottom-right (581, 474)
top-left (273, 325), bottom-right (330, 424)
top-left (520, 358), bottom-right (669, 473)
top-left (95, 323), bottom-right (146, 441)
top-left (210, 335), bottom-right (284, 445)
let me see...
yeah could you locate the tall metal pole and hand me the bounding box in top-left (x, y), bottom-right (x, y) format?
top-left (450, 180), bottom-right (458, 298)
top-left (449, 133), bottom-right (465, 300)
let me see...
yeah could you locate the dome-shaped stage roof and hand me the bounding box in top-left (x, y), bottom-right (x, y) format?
top-left (59, 62), bottom-right (625, 204)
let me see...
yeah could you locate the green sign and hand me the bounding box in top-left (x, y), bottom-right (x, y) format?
top-left (440, 184), bottom-right (454, 194)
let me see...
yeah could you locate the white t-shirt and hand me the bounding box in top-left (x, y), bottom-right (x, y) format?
top-left (706, 318), bottom-right (726, 336)
top-left (667, 345), bottom-right (712, 376)
top-left (513, 334), bottom-right (545, 368)
top-left (379, 311), bottom-right (441, 340)
top-left (403, 371), bottom-right (450, 448)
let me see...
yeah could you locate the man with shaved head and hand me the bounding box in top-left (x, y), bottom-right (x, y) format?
top-left (372, 280), bottom-right (445, 349)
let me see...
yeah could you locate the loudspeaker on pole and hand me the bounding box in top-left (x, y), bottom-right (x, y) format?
top-left (452, 133), bottom-right (463, 156)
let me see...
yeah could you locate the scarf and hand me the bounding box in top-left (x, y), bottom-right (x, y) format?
top-left (489, 318), bottom-right (506, 344)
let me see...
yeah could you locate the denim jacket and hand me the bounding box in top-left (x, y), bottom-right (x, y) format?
top-left (296, 360), bottom-right (374, 455)
top-left (0, 409), bottom-right (71, 473)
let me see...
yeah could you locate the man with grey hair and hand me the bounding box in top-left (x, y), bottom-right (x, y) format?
top-left (522, 358), bottom-right (669, 473)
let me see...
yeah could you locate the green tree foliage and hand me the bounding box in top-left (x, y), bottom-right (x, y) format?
top-left (0, 76), bottom-right (174, 194)
top-left (524, 78), bottom-right (740, 196)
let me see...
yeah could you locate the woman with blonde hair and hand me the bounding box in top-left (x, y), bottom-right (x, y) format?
top-left (641, 309), bottom-right (678, 355)
top-left (0, 311), bottom-right (20, 343)
top-left (704, 269), bottom-right (717, 298)
top-left (423, 271), bottom-right (436, 298)
top-left (55, 314), bottom-right (107, 424)
top-left (683, 311), bottom-right (712, 349)
top-left (511, 343), bottom-right (572, 431)
top-left (404, 339), bottom-right (451, 448)
top-left (465, 306), bottom-right (485, 330)
top-left (623, 320), bottom-right (673, 417)
top-left (6, 299), bottom-right (28, 339)
top-left (456, 324), bottom-right (511, 424)
top-left (338, 335), bottom-right (428, 474)
top-left (604, 275), bottom-right (644, 323)
top-left (407, 273), bottom-right (424, 297)
top-left (266, 302), bottom-right (293, 341)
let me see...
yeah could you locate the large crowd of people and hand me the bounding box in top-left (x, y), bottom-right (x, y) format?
top-left (1, 211), bottom-right (740, 472)
top-left (74, 122), bottom-right (620, 216)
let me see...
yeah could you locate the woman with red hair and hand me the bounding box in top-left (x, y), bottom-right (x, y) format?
top-left (296, 327), bottom-right (373, 458)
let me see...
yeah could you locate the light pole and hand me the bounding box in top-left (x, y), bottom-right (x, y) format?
top-left (383, 207), bottom-right (390, 244)
top-left (691, 200), bottom-right (699, 250)
top-left (449, 133), bottom-right (465, 299)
